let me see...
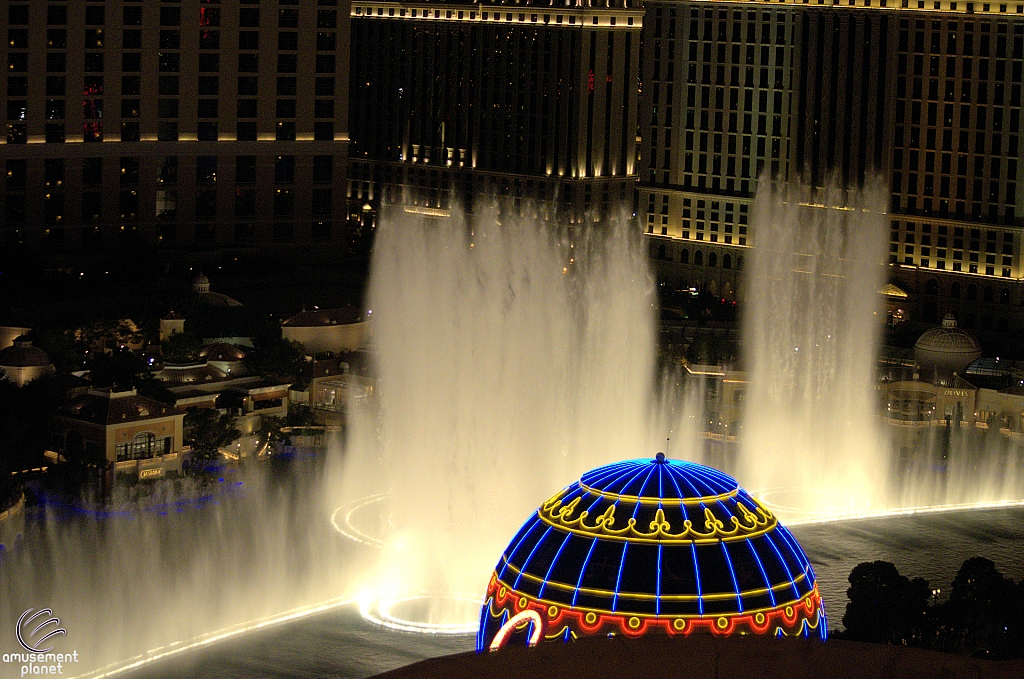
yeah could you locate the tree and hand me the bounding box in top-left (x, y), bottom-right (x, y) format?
top-left (937, 557), bottom-right (1018, 658)
top-left (247, 335), bottom-right (305, 378)
top-left (162, 332), bottom-right (203, 363)
top-left (184, 407), bottom-right (241, 467)
top-left (842, 561), bottom-right (932, 647)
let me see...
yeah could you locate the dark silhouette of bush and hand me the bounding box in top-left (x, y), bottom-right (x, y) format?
top-left (842, 561), bottom-right (932, 647)
top-left (838, 558), bottom-right (1024, 660)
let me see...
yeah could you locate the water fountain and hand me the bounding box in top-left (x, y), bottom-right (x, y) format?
top-left (737, 181), bottom-right (891, 519)
top-left (332, 204), bottom-right (661, 630)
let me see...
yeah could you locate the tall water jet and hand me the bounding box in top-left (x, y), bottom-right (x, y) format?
top-left (738, 181), bottom-right (890, 519)
top-left (335, 204), bottom-right (659, 626)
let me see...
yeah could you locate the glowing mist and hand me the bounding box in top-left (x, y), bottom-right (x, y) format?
top-left (333, 205), bottom-right (659, 624)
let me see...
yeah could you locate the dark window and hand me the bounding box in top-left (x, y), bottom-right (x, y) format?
top-left (198, 100), bottom-right (218, 118)
top-left (314, 122), bottom-right (333, 141)
top-left (45, 124), bottom-right (64, 143)
top-left (85, 6), bottom-right (105, 25)
top-left (274, 190), bottom-right (294, 217)
top-left (237, 100), bottom-right (257, 118)
top-left (198, 76), bottom-right (219, 96)
top-left (279, 9), bottom-right (299, 27)
top-left (9, 54), bottom-right (29, 72)
top-left (277, 54), bottom-right (297, 73)
top-left (160, 30), bottom-right (180, 50)
top-left (312, 189), bottom-right (332, 217)
top-left (122, 53), bottom-right (141, 71)
top-left (276, 122), bottom-right (296, 140)
top-left (237, 77), bottom-right (258, 96)
top-left (9, 122), bottom-right (28, 143)
top-left (315, 54), bottom-right (336, 73)
top-left (275, 156), bottom-right (295, 183)
top-left (312, 156), bottom-right (333, 183)
top-left (197, 122), bottom-right (218, 142)
top-left (278, 32), bottom-right (298, 50)
top-left (158, 76), bottom-right (179, 95)
top-left (46, 99), bottom-right (65, 120)
top-left (315, 77), bottom-right (335, 96)
top-left (235, 190), bottom-right (256, 217)
top-left (6, 160), bottom-right (27, 188)
top-left (316, 32), bottom-right (336, 51)
top-left (196, 156), bottom-right (217, 184)
top-left (47, 5), bottom-right (67, 25)
top-left (120, 157), bottom-right (140, 185)
top-left (122, 76), bottom-right (140, 95)
top-left (240, 9), bottom-right (260, 27)
top-left (43, 159), bottom-right (64, 186)
top-left (199, 54), bottom-right (220, 72)
top-left (121, 122), bottom-right (140, 141)
top-left (120, 100), bottom-right (140, 118)
top-left (84, 54), bottom-right (104, 73)
top-left (158, 99), bottom-right (179, 118)
top-left (239, 54), bottom-right (259, 72)
top-left (8, 29), bottom-right (28, 48)
top-left (236, 156), bottom-right (257, 184)
top-left (159, 53), bottom-right (181, 72)
top-left (158, 121), bottom-right (178, 141)
top-left (122, 30), bottom-right (141, 49)
top-left (45, 53), bottom-right (65, 72)
top-left (277, 77), bottom-right (297, 96)
top-left (82, 158), bottom-right (102, 185)
top-left (236, 122), bottom-right (257, 141)
top-left (196, 191), bottom-right (217, 219)
top-left (276, 99), bottom-right (296, 118)
top-left (123, 7), bottom-right (142, 26)
top-left (47, 29), bottom-right (66, 48)
top-left (161, 7), bottom-right (181, 26)
top-left (206, 31), bottom-right (224, 50)
top-left (317, 10), bottom-right (337, 28)
top-left (8, 6), bottom-right (29, 25)
top-left (8, 77), bottom-right (28, 97)
top-left (239, 32), bottom-right (259, 50)
top-left (314, 100), bottom-right (334, 118)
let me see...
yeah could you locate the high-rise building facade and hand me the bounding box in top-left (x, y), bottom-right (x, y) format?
top-left (641, 1), bottom-right (1024, 333)
top-left (348, 0), bottom-right (642, 226)
top-left (1, 0), bottom-right (350, 254)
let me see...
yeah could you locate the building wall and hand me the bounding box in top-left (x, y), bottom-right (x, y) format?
top-left (348, 1), bottom-right (642, 224)
top-left (1, 0), bottom-right (351, 252)
top-left (282, 320), bottom-right (370, 354)
top-left (640, 1), bottom-right (1024, 326)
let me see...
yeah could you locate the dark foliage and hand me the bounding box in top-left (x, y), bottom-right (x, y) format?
top-left (837, 558), bottom-right (1024, 660)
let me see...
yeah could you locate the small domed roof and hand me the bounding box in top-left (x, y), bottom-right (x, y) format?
top-left (914, 314), bottom-right (982, 373)
top-left (479, 456), bottom-right (824, 650)
top-left (0, 337), bottom-right (53, 368)
top-left (192, 272), bottom-right (210, 286)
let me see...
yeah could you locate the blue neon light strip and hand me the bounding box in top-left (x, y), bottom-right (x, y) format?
top-left (656, 542), bottom-right (663, 616)
top-left (690, 541), bottom-right (704, 616)
top-left (611, 541), bottom-right (629, 612)
top-left (720, 541), bottom-right (744, 613)
top-left (538, 532), bottom-right (573, 598)
top-left (746, 539), bottom-right (777, 607)
top-left (498, 516), bottom-right (543, 580)
top-left (762, 532), bottom-right (800, 599)
top-left (513, 526), bottom-right (553, 589)
top-left (571, 538), bottom-right (599, 606)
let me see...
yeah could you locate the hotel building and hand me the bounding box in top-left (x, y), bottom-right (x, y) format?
top-left (640, 1), bottom-right (1024, 332)
top-left (1, 0), bottom-right (350, 253)
top-left (347, 0), bottom-right (642, 225)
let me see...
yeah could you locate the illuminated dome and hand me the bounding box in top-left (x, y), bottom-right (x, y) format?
top-left (478, 455), bottom-right (825, 651)
top-left (914, 314), bottom-right (982, 374)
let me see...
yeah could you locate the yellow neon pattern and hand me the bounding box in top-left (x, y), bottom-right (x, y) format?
top-left (538, 491), bottom-right (777, 543)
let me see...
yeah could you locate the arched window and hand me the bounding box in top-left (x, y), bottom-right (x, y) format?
top-left (950, 282), bottom-right (960, 298)
top-left (1001, 288), bottom-right (1010, 304)
top-left (131, 432), bottom-right (156, 460)
top-left (680, 249), bottom-right (689, 264)
top-left (923, 301), bottom-right (938, 323)
top-left (722, 254), bottom-right (731, 269)
top-left (708, 252), bottom-right (718, 268)
top-left (658, 244), bottom-right (666, 260)
top-left (736, 255), bottom-right (744, 271)
top-left (983, 286), bottom-right (994, 303)
top-left (967, 284), bottom-right (977, 301)
top-left (925, 279), bottom-right (939, 295)
top-left (694, 250), bottom-right (704, 266)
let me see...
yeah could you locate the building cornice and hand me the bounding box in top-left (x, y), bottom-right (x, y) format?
top-left (352, 2), bottom-right (644, 29)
